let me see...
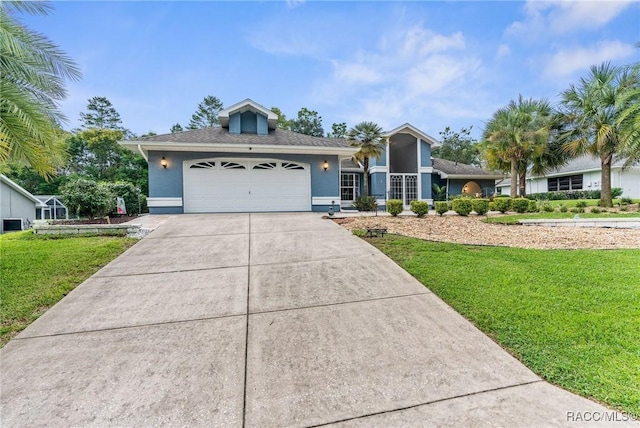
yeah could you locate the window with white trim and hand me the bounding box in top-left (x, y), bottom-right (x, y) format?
top-left (548, 174), bottom-right (583, 191)
top-left (341, 173), bottom-right (360, 201)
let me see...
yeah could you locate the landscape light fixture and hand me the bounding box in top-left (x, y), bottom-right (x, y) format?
top-left (161, 157), bottom-right (167, 169)
top-left (322, 160), bottom-right (329, 171)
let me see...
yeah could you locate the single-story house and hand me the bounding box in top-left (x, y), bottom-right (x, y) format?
top-left (496, 155), bottom-right (640, 198)
top-left (121, 98), bottom-right (501, 214)
top-left (0, 174), bottom-right (46, 233)
top-left (35, 195), bottom-right (69, 220)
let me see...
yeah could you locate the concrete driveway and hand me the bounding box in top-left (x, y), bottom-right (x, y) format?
top-left (1, 213), bottom-right (634, 427)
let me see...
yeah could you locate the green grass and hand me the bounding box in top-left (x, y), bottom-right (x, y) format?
top-left (366, 235), bottom-right (640, 414)
top-left (485, 211), bottom-right (640, 224)
top-left (0, 231), bottom-right (137, 346)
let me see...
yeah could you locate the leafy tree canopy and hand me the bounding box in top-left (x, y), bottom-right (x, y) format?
top-left (170, 123), bottom-right (183, 133)
top-left (187, 95), bottom-right (223, 129)
top-left (291, 107), bottom-right (324, 137)
top-left (79, 96), bottom-right (124, 131)
top-left (328, 122), bottom-right (347, 138)
top-left (270, 106), bottom-right (292, 130)
top-left (432, 126), bottom-right (479, 166)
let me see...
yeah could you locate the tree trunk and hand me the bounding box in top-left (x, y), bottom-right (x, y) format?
top-left (519, 171), bottom-right (527, 198)
top-left (363, 157), bottom-right (370, 197)
top-left (510, 159), bottom-right (518, 198)
top-left (600, 154), bottom-right (613, 207)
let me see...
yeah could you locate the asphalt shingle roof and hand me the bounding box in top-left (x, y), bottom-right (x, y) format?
top-left (431, 158), bottom-right (498, 176)
top-left (131, 127), bottom-right (350, 148)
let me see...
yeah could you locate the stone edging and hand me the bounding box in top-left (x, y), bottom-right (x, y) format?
top-left (33, 224), bottom-right (141, 235)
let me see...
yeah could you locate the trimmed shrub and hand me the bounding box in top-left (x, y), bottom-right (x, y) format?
top-left (61, 179), bottom-right (115, 219)
top-left (540, 201), bottom-right (554, 212)
top-left (527, 200), bottom-right (538, 213)
top-left (493, 197), bottom-right (511, 213)
top-left (471, 198), bottom-right (489, 215)
top-left (386, 199), bottom-right (403, 216)
top-left (354, 196), bottom-right (377, 211)
top-left (527, 188), bottom-right (622, 201)
top-left (575, 200), bottom-right (588, 208)
top-left (410, 200), bottom-right (429, 217)
top-left (621, 197), bottom-right (633, 204)
top-left (488, 201), bottom-right (496, 211)
top-left (511, 198), bottom-right (530, 213)
top-left (451, 197), bottom-right (473, 216)
top-left (559, 204), bottom-right (568, 213)
top-left (435, 201), bottom-right (449, 216)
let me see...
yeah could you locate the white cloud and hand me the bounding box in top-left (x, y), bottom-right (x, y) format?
top-left (544, 40), bottom-right (635, 78)
top-left (496, 44), bottom-right (511, 60)
top-left (507, 0), bottom-right (634, 36)
top-left (311, 24), bottom-right (485, 133)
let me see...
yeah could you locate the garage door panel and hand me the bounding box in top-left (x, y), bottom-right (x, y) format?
top-left (184, 159), bottom-right (311, 213)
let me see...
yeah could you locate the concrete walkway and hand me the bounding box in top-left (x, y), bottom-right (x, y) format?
top-left (1, 213), bottom-right (635, 427)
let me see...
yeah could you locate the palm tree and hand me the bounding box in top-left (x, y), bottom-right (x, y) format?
top-left (0, 1), bottom-right (81, 178)
top-left (616, 60), bottom-right (640, 166)
top-left (481, 96), bottom-right (557, 198)
top-left (559, 62), bottom-right (639, 207)
top-left (345, 121), bottom-right (386, 197)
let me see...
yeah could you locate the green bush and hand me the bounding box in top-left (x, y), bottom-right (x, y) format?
top-left (471, 198), bottom-right (489, 215)
top-left (527, 188), bottom-right (622, 201)
top-left (410, 200), bottom-right (429, 217)
top-left (528, 200), bottom-right (538, 213)
top-left (435, 201), bottom-right (449, 216)
top-left (590, 207), bottom-right (601, 214)
top-left (621, 197), bottom-right (633, 204)
top-left (61, 179), bottom-right (115, 219)
top-left (540, 201), bottom-right (555, 212)
top-left (570, 207), bottom-right (585, 214)
top-left (451, 197), bottom-right (473, 216)
top-left (105, 182), bottom-right (147, 216)
top-left (386, 199), bottom-right (403, 216)
top-left (488, 201), bottom-right (496, 211)
top-left (612, 188), bottom-right (623, 199)
top-left (493, 197), bottom-right (511, 213)
top-left (511, 198), bottom-right (530, 214)
top-left (354, 196), bottom-right (377, 212)
top-left (559, 204), bottom-right (568, 213)
top-left (575, 200), bottom-right (588, 208)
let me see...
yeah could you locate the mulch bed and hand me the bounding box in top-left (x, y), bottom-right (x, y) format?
top-left (51, 216), bottom-right (138, 225)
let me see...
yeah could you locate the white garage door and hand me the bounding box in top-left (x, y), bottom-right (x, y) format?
top-left (183, 158), bottom-right (311, 213)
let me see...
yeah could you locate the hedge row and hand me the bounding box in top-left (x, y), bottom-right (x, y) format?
top-left (527, 188), bottom-right (622, 201)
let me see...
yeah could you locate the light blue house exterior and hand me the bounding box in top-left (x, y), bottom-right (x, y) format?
top-left (122, 99), bottom-right (499, 214)
top-left (122, 99), bottom-right (356, 214)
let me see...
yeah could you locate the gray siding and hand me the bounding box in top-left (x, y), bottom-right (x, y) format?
top-left (1, 181), bottom-right (38, 233)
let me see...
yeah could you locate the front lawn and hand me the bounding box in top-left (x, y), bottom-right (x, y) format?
top-left (0, 231), bottom-right (137, 346)
top-left (485, 211), bottom-right (640, 224)
top-left (366, 235), bottom-right (640, 415)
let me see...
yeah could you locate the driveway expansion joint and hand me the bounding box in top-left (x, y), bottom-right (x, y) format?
top-left (93, 264), bottom-right (250, 278)
top-left (248, 291), bottom-right (433, 316)
top-left (308, 380), bottom-right (546, 427)
top-left (14, 313), bottom-right (248, 341)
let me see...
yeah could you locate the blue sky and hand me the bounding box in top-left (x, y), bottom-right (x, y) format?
top-left (22, 1), bottom-right (640, 140)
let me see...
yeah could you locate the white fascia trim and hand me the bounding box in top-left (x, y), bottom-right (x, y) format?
top-left (120, 141), bottom-right (358, 157)
top-left (0, 174), bottom-right (46, 207)
top-left (383, 123), bottom-right (439, 145)
top-left (147, 197), bottom-right (183, 207)
top-left (312, 196), bottom-right (340, 206)
top-left (446, 174), bottom-right (504, 180)
top-left (369, 166), bottom-right (388, 174)
top-left (419, 167), bottom-right (433, 174)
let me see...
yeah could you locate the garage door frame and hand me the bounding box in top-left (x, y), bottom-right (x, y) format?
top-left (183, 157), bottom-right (312, 213)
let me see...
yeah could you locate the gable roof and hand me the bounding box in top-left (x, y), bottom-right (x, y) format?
top-left (1, 175), bottom-right (46, 207)
top-left (432, 158), bottom-right (502, 179)
top-left (218, 98), bottom-right (278, 129)
top-left (121, 127), bottom-right (357, 157)
top-left (384, 123), bottom-right (439, 146)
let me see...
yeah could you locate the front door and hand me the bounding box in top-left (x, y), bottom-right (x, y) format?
top-left (390, 174), bottom-right (417, 208)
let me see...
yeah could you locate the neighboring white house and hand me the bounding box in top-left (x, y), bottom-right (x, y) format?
top-left (496, 155), bottom-right (640, 199)
top-left (35, 195), bottom-right (69, 220)
top-left (0, 174), bottom-right (46, 233)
